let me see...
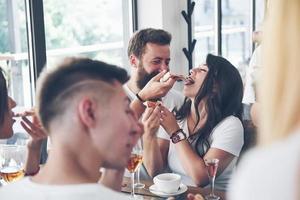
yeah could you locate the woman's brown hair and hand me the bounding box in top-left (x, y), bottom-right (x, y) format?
top-left (0, 67), bottom-right (9, 125)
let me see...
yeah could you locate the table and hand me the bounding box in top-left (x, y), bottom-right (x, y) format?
top-left (121, 177), bottom-right (226, 200)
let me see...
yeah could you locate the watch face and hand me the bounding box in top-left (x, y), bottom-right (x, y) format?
top-left (171, 130), bottom-right (187, 144)
top-left (172, 134), bottom-right (181, 143)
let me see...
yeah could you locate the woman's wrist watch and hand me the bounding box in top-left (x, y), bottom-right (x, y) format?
top-left (170, 129), bottom-right (187, 144)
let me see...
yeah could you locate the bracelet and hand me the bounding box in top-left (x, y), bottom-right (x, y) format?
top-left (25, 166), bottom-right (40, 176)
top-left (136, 93), bottom-right (145, 102)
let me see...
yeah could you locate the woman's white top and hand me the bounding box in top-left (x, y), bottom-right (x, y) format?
top-left (157, 116), bottom-right (244, 190)
top-left (228, 129), bottom-right (300, 200)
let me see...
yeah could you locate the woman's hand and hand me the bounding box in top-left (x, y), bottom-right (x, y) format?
top-left (20, 110), bottom-right (47, 175)
top-left (142, 106), bottom-right (161, 138)
top-left (187, 193), bottom-right (205, 200)
top-left (20, 110), bottom-right (47, 150)
top-left (159, 106), bottom-right (180, 136)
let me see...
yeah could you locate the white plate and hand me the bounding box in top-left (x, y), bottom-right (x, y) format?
top-left (149, 183), bottom-right (188, 197)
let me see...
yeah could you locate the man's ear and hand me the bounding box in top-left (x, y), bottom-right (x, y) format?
top-left (129, 54), bottom-right (138, 68)
top-left (78, 97), bottom-right (97, 128)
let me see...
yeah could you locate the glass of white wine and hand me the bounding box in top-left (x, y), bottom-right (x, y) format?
top-left (126, 139), bottom-right (143, 199)
top-left (0, 145), bottom-right (27, 184)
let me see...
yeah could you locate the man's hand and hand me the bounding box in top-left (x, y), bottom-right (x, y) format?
top-left (139, 70), bottom-right (176, 101)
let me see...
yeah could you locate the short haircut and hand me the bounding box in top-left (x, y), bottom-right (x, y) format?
top-left (127, 28), bottom-right (171, 59)
top-left (0, 67), bottom-right (8, 125)
top-left (36, 57), bottom-right (129, 131)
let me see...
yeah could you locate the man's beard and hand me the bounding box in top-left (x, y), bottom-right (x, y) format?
top-left (136, 62), bottom-right (159, 89)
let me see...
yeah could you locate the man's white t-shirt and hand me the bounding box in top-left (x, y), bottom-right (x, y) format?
top-left (0, 177), bottom-right (128, 200)
top-left (228, 129), bottom-right (300, 200)
top-left (157, 116), bottom-right (244, 190)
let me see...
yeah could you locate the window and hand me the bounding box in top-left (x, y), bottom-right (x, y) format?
top-left (43, 0), bottom-right (131, 69)
top-left (0, 0), bottom-right (133, 144)
top-left (255, 0), bottom-right (265, 29)
top-left (0, 0), bottom-right (33, 140)
top-left (193, 0), bottom-right (215, 66)
top-left (222, 0), bottom-right (251, 78)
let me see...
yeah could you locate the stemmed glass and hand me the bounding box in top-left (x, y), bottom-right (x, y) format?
top-left (126, 139), bottom-right (143, 199)
top-left (204, 158), bottom-right (220, 200)
top-left (0, 145), bottom-right (27, 185)
top-left (135, 164), bottom-right (145, 189)
top-left (134, 137), bottom-right (145, 189)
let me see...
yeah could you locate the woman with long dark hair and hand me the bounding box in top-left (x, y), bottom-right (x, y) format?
top-left (0, 67), bottom-right (47, 176)
top-left (143, 54), bottom-right (244, 190)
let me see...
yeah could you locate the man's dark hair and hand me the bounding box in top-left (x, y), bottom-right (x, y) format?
top-left (36, 57), bottom-right (129, 131)
top-left (127, 28), bottom-right (171, 59)
top-left (0, 67), bottom-right (8, 125)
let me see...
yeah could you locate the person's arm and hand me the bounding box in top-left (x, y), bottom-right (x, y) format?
top-left (142, 106), bottom-right (169, 177)
top-left (138, 70), bottom-right (177, 100)
top-left (130, 98), bottom-right (146, 119)
top-left (20, 114), bottom-right (47, 175)
top-left (160, 106), bottom-right (239, 187)
top-left (250, 102), bottom-right (259, 127)
top-left (130, 70), bottom-right (177, 118)
top-left (172, 140), bottom-right (235, 187)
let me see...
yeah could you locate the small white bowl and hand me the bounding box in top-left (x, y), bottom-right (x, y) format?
top-left (153, 173), bottom-right (181, 193)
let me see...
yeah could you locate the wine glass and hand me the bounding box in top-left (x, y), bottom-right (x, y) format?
top-left (204, 158), bottom-right (220, 200)
top-left (134, 137), bottom-right (145, 189)
top-left (134, 166), bottom-right (145, 189)
top-left (0, 145), bottom-right (27, 184)
top-left (126, 139), bottom-right (143, 199)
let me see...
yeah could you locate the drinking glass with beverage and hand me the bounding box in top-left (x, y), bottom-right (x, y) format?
top-left (134, 137), bottom-right (145, 189)
top-left (204, 158), bottom-right (220, 200)
top-left (134, 165), bottom-right (145, 189)
top-left (0, 145), bottom-right (27, 184)
top-left (126, 139), bottom-right (143, 199)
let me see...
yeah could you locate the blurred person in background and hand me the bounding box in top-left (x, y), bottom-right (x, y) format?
top-left (0, 67), bottom-right (46, 177)
top-left (228, 0), bottom-right (300, 199)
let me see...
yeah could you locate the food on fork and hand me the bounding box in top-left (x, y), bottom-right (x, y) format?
top-left (172, 74), bottom-right (186, 82)
top-left (143, 101), bottom-right (162, 108)
top-left (160, 72), bottom-right (171, 82)
top-left (160, 72), bottom-right (186, 82)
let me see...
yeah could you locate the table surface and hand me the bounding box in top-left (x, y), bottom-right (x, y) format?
top-left (121, 177), bottom-right (226, 200)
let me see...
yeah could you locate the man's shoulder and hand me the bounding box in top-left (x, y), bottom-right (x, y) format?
top-left (0, 178), bottom-right (128, 200)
